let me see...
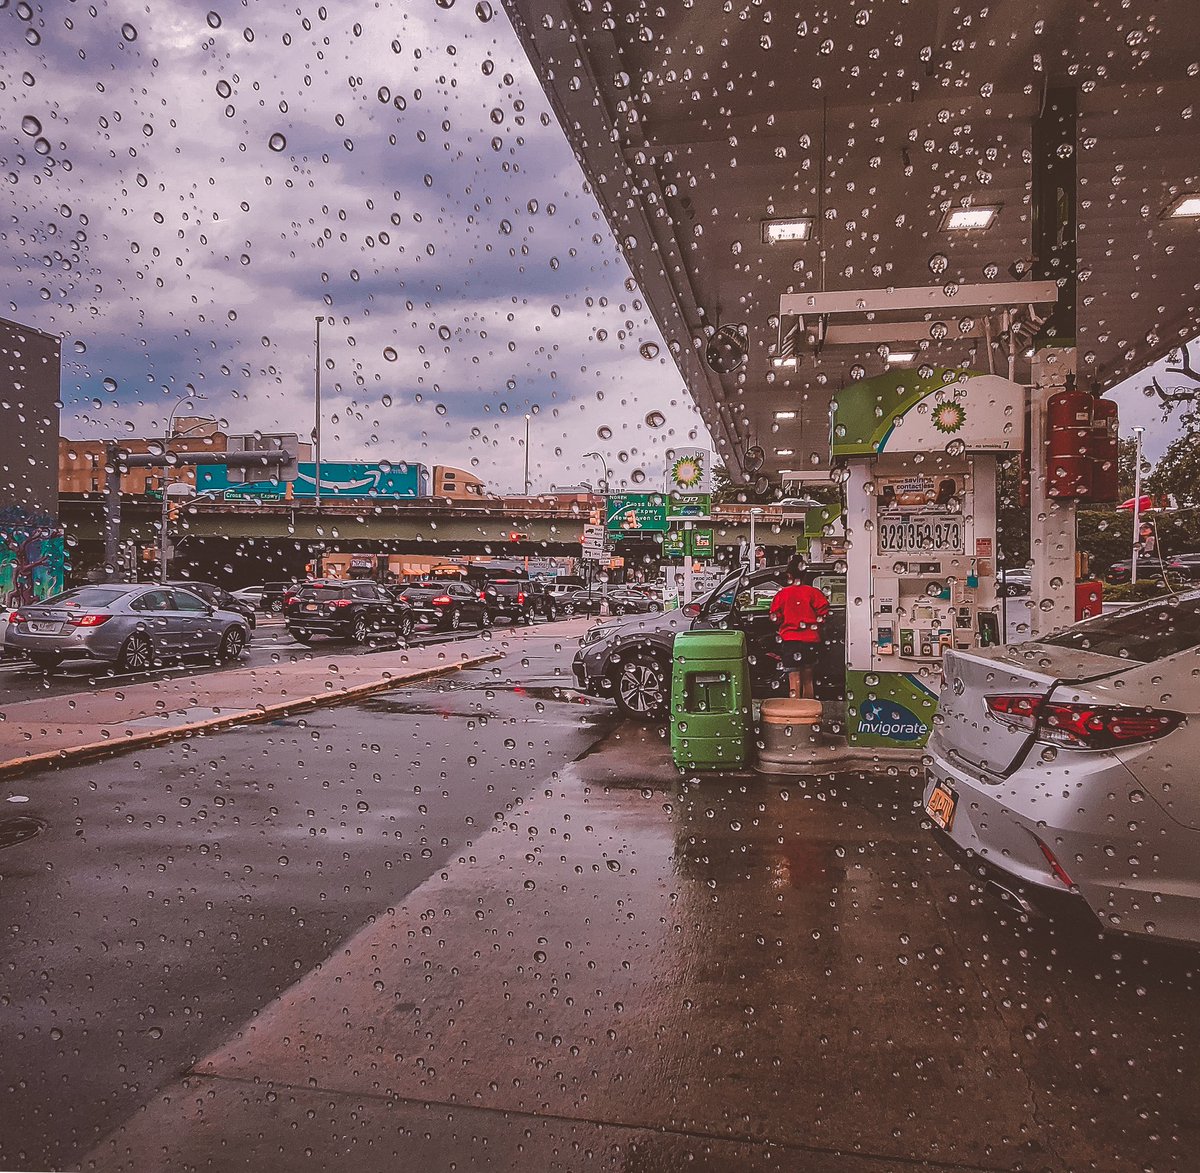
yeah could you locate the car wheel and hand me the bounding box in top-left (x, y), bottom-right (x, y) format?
top-left (476, 611), bottom-right (490, 630)
top-left (397, 614), bottom-right (415, 640)
top-left (351, 615), bottom-right (370, 645)
top-left (118, 632), bottom-right (154, 673)
top-left (612, 652), bottom-right (669, 720)
top-left (648, 601), bottom-right (663, 612)
top-left (269, 599), bottom-right (283, 614)
top-left (219, 626), bottom-right (246, 662)
top-left (28, 653), bottom-right (62, 672)
top-left (290, 628), bottom-right (314, 644)
top-left (443, 608), bottom-right (462, 632)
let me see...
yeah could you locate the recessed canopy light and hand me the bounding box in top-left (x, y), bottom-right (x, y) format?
top-left (941, 205), bottom-right (1000, 231)
top-left (762, 217), bottom-right (814, 244)
top-left (772, 356), bottom-right (798, 368)
top-left (776, 449), bottom-right (795, 457)
top-left (886, 350), bottom-right (917, 364)
top-left (1164, 194), bottom-right (1200, 219)
top-left (774, 410), bottom-right (797, 420)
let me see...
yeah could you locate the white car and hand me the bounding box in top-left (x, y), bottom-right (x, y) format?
top-left (231, 585), bottom-right (266, 608)
top-left (924, 591), bottom-right (1200, 946)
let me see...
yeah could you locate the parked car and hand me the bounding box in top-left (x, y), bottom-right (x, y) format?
top-left (1106, 555), bottom-right (1194, 586)
top-left (539, 576), bottom-right (587, 601)
top-left (231, 584), bottom-right (266, 610)
top-left (285, 580), bottom-right (414, 644)
top-left (260, 581), bottom-right (300, 614)
top-left (560, 588), bottom-right (664, 617)
top-left (7, 583), bottom-right (251, 672)
top-left (996, 568), bottom-right (1032, 598)
top-left (923, 590), bottom-right (1200, 947)
top-left (168, 580), bottom-right (257, 629)
top-left (571, 563), bottom-right (845, 718)
top-left (396, 579), bottom-right (489, 630)
top-left (523, 581), bottom-right (561, 621)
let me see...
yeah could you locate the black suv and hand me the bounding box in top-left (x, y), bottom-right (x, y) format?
top-left (285, 580), bottom-right (414, 644)
top-left (480, 577), bottom-right (534, 624)
top-left (396, 579), bottom-right (490, 630)
top-left (571, 563), bottom-right (845, 718)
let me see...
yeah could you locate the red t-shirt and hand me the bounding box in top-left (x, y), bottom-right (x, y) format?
top-left (769, 583), bottom-right (830, 643)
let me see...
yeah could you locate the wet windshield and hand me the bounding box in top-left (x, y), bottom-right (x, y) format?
top-left (1041, 594), bottom-right (1200, 663)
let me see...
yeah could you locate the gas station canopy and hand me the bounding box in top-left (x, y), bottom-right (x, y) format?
top-left (502, 1), bottom-right (1200, 482)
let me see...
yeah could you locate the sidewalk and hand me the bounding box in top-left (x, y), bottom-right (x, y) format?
top-left (0, 621), bottom-right (590, 779)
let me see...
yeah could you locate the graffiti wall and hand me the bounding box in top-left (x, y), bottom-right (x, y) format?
top-left (0, 526), bottom-right (66, 607)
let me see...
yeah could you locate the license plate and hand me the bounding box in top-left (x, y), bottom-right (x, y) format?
top-left (925, 780), bottom-right (957, 831)
top-left (29, 621), bottom-right (62, 634)
top-left (304, 603), bottom-right (318, 612)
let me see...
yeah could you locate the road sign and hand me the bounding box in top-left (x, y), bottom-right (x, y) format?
top-left (666, 492), bottom-right (711, 521)
top-left (606, 493), bottom-right (668, 535)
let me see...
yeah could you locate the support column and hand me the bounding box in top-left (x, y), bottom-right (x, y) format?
top-left (103, 443), bottom-right (122, 583)
top-left (1029, 348), bottom-right (1078, 638)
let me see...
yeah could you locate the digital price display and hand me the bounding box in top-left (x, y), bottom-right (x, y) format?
top-left (877, 512), bottom-right (964, 555)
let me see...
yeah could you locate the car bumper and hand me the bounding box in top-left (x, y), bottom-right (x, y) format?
top-left (286, 617), bottom-right (353, 636)
top-left (923, 741), bottom-right (1195, 939)
top-left (8, 627), bottom-right (123, 662)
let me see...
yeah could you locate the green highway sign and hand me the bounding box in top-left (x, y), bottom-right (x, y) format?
top-left (606, 493), bottom-right (668, 535)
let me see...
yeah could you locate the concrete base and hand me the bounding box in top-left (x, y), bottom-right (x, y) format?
top-left (754, 699), bottom-right (923, 772)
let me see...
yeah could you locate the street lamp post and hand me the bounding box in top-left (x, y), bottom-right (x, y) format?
top-left (1131, 426), bottom-right (1145, 585)
top-left (523, 414), bottom-right (531, 494)
top-left (582, 451), bottom-right (610, 494)
top-left (160, 394), bottom-right (207, 583)
top-left (314, 316), bottom-right (325, 508)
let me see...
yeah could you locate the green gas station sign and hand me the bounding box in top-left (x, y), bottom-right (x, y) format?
top-left (662, 530), bottom-right (686, 557)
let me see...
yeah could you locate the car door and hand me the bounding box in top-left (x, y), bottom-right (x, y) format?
top-left (352, 582), bottom-right (384, 630)
top-left (129, 588), bottom-right (181, 651)
top-left (171, 587), bottom-right (221, 654)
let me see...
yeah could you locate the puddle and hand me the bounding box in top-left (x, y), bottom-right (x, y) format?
top-left (0, 814), bottom-right (46, 849)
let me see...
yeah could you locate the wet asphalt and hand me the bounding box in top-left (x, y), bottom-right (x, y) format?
top-left (2, 631), bottom-right (1200, 1172)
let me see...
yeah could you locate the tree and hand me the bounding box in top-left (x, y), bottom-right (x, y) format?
top-left (1147, 429), bottom-right (1200, 506)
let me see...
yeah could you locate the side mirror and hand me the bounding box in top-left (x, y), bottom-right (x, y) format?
top-left (682, 602), bottom-right (702, 618)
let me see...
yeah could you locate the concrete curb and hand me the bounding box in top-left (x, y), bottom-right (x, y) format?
top-left (0, 651), bottom-right (503, 782)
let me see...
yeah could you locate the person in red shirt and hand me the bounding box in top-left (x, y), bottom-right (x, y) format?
top-left (769, 558), bottom-right (831, 700)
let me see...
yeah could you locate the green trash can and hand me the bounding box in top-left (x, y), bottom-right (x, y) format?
top-left (670, 629), bottom-right (750, 770)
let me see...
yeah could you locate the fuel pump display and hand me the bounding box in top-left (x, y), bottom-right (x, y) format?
top-left (831, 369), bottom-right (1026, 749)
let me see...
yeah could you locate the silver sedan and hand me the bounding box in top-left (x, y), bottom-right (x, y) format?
top-left (923, 591), bottom-right (1200, 947)
top-left (7, 583), bottom-right (251, 673)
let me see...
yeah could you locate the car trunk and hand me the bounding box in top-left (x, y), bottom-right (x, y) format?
top-left (936, 644), bottom-right (1135, 776)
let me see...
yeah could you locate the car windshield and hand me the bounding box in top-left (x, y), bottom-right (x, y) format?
top-left (41, 586), bottom-right (131, 609)
top-left (1041, 594), bottom-right (1200, 663)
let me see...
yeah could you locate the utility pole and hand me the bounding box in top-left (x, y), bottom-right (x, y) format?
top-left (314, 316), bottom-right (325, 508)
top-left (1131, 426), bottom-right (1144, 584)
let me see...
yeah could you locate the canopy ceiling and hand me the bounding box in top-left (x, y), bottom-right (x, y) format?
top-left (502, 0), bottom-right (1200, 483)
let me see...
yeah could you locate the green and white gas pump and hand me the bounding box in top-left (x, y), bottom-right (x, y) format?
top-left (832, 369), bottom-right (1026, 750)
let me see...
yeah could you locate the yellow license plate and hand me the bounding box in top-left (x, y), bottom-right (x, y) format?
top-left (925, 781), bottom-right (957, 831)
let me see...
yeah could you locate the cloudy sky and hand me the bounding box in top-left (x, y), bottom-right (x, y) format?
top-left (1, 0), bottom-right (704, 494)
top-left (1, 0), bottom-right (1189, 495)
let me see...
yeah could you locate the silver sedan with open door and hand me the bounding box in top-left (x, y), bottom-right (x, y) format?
top-left (7, 583), bottom-right (251, 673)
top-left (923, 591), bottom-right (1200, 946)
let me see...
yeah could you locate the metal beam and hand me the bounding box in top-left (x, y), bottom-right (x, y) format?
top-left (117, 450), bottom-right (296, 469)
top-left (779, 281), bottom-right (1059, 318)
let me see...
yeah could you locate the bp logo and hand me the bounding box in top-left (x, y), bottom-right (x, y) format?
top-left (932, 400), bottom-right (966, 434)
top-left (670, 454), bottom-right (705, 489)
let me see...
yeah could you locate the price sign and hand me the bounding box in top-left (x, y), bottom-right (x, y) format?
top-left (877, 512), bottom-right (964, 555)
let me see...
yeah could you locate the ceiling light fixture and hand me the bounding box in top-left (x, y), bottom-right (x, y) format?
top-left (940, 205), bottom-right (1000, 232)
top-left (762, 217), bottom-right (814, 244)
top-left (1164, 194), bottom-right (1200, 219)
top-left (772, 356), bottom-right (798, 368)
top-left (885, 350), bottom-right (918, 364)
top-left (774, 410), bottom-right (797, 420)
top-left (776, 448), bottom-right (795, 457)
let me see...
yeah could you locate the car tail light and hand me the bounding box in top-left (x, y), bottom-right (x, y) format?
top-left (1034, 836), bottom-right (1074, 888)
top-left (431, 594), bottom-right (453, 606)
top-left (396, 594), bottom-right (410, 604)
top-left (987, 694), bottom-right (1183, 749)
top-left (985, 694), bottom-right (1042, 733)
top-left (69, 613), bottom-right (112, 628)
top-left (331, 598), bottom-right (354, 608)
top-left (9, 611), bottom-right (24, 625)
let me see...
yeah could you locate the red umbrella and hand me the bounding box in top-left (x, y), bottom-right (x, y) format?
top-left (1117, 494), bottom-right (1154, 512)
